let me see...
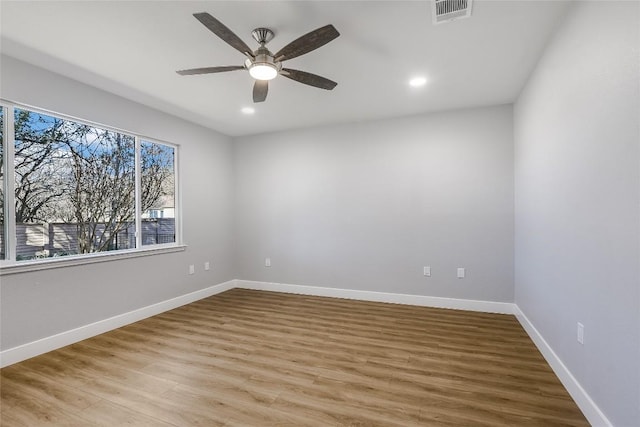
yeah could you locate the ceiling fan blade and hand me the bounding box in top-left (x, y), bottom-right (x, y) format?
top-left (193, 12), bottom-right (253, 57)
top-left (281, 68), bottom-right (337, 90)
top-left (274, 25), bottom-right (339, 61)
top-left (176, 66), bottom-right (244, 76)
top-left (253, 80), bottom-right (268, 103)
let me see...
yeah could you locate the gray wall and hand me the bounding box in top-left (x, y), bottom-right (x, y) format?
top-left (0, 56), bottom-right (236, 350)
top-left (514, 2), bottom-right (640, 426)
top-left (234, 105), bottom-right (514, 302)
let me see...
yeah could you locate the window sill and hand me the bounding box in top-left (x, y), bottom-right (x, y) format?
top-left (0, 244), bottom-right (187, 276)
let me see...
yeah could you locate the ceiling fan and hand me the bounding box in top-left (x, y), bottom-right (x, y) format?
top-left (177, 12), bottom-right (340, 103)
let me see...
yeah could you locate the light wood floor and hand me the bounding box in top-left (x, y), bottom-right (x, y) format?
top-left (1, 288), bottom-right (589, 426)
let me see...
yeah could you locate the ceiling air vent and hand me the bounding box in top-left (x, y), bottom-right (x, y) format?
top-left (432, 0), bottom-right (473, 24)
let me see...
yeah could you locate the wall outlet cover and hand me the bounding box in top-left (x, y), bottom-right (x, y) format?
top-left (577, 322), bottom-right (584, 344)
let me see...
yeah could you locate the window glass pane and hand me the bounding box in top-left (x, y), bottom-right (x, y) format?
top-left (0, 107), bottom-right (4, 260)
top-left (14, 108), bottom-right (136, 260)
top-left (141, 141), bottom-right (175, 245)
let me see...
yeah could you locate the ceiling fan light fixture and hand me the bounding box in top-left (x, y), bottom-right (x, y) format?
top-left (249, 63), bottom-right (278, 80)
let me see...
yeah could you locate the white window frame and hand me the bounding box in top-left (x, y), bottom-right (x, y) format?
top-left (138, 137), bottom-right (180, 248)
top-left (0, 100), bottom-right (185, 276)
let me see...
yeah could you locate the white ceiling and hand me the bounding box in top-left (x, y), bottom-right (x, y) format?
top-left (0, 1), bottom-right (571, 137)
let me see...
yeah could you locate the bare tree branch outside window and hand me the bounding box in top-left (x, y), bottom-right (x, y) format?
top-left (6, 109), bottom-right (175, 259)
top-left (141, 141), bottom-right (175, 245)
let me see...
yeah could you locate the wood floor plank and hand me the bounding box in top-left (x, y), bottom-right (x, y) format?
top-left (1, 366), bottom-right (101, 411)
top-left (76, 399), bottom-right (176, 426)
top-left (1, 289), bottom-right (589, 426)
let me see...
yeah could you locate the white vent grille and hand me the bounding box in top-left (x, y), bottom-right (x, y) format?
top-left (432, 0), bottom-right (473, 24)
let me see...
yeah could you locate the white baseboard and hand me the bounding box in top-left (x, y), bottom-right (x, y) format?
top-left (0, 277), bottom-right (608, 427)
top-left (239, 280), bottom-right (609, 426)
top-left (514, 307), bottom-right (612, 427)
top-left (0, 279), bottom-right (236, 368)
top-left (0, 279), bottom-right (514, 369)
top-left (234, 280), bottom-right (516, 314)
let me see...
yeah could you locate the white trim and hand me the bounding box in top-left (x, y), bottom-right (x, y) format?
top-left (0, 244), bottom-right (186, 276)
top-left (234, 280), bottom-right (516, 314)
top-left (0, 279), bottom-right (235, 368)
top-left (134, 136), bottom-right (143, 249)
top-left (514, 306), bottom-right (612, 427)
top-left (174, 142), bottom-right (182, 246)
top-left (237, 280), bottom-right (608, 425)
top-left (3, 106), bottom-right (17, 261)
top-left (0, 276), bottom-right (607, 427)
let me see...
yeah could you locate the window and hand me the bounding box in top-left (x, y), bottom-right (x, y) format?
top-left (0, 103), bottom-right (179, 265)
top-left (141, 140), bottom-right (175, 246)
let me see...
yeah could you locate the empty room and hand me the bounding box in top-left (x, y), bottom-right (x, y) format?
top-left (0, 1), bottom-right (638, 426)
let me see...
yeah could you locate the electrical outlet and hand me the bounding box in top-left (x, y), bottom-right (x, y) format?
top-left (265, 257), bottom-right (271, 267)
top-left (457, 267), bottom-right (465, 278)
top-left (204, 261), bottom-right (210, 271)
top-left (423, 266), bottom-right (431, 277)
top-left (577, 322), bottom-right (584, 344)
top-left (188, 265), bottom-right (195, 275)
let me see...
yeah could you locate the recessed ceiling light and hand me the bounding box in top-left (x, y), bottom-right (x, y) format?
top-left (241, 107), bottom-right (255, 115)
top-left (409, 77), bottom-right (427, 87)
